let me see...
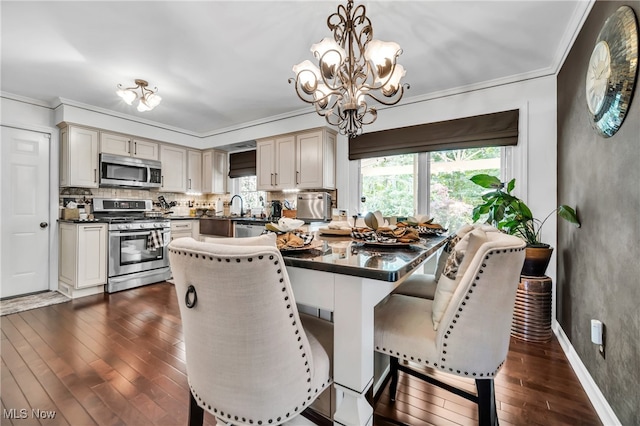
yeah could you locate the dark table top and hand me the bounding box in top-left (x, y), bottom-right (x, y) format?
top-left (282, 234), bottom-right (448, 282)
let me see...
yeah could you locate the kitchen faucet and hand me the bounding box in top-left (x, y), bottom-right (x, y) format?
top-left (230, 194), bottom-right (244, 217)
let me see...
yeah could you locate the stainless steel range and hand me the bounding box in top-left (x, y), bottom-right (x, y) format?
top-left (93, 198), bottom-right (171, 293)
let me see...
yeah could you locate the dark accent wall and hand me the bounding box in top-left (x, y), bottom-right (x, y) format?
top-left (557, 1), bottom-right (640, 424)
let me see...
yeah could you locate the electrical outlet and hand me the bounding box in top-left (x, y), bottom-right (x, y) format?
top-left (591, 319), bottom-right (606, 359)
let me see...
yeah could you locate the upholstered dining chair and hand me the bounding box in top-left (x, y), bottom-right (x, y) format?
top-left (168, 235), bottom-right (333, 426)
top-left (375, 230), bottom-right (525, 425)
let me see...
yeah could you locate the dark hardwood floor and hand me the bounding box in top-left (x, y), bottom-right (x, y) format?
top-left (1, 282), bottom-right (601, 425)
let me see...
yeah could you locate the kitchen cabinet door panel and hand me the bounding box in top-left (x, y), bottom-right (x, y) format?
top-left (100, 132), bottom-right (131, 156)
top-left (187, 150), bottom-right (202, 193)
top-left (275, 136), bottom-right (296, 188)
top-left (296, 130), bottom-right (324, 189)
top-left (60, 125), bottom-right (99, 188)
top-left (59, 223), bottom-right (107, 291)
top-left (100, 133), bottom-right (159, 160)
top-left (257, 136), bottom-right (296, 190)
top-left (257, 140), bottom-right (276, 190)
top-left (160, 145), bottom-right (187, 192)
top-left (132, 139), bottom-right (159, 160)
top-left (203, 150), bottom-right (227, 194)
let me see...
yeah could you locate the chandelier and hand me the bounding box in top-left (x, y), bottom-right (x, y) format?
top-left (290, 0), bottom-right (408, 138)
top-left (116, 79), bottom-right (162, 112)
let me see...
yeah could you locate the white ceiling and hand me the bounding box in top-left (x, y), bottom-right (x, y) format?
top-left (1, 1), bottom-right (592, 137)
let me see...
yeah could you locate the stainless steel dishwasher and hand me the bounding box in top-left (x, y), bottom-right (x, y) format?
top-left (233, 222), bottom-right (265, 238)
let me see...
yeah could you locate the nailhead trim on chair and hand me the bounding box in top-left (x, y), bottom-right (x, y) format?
top-left (169, 247), bottom-right (332, 425)
top-left (375, 247), bottom-right (525, 379)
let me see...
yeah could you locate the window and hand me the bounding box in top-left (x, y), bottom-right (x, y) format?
top-left (232, 176), bottom-right (266, 215)
top-left (360, 154), bottom-right (416, 217)
top-left (360, 147), bottom-right (504, 230)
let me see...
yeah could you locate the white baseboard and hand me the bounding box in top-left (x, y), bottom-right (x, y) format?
top-left (552, 320), bottom-right (621, 426)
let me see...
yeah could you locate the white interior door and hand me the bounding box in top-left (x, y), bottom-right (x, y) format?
top-left (1, 126), bottom-right (51, 298)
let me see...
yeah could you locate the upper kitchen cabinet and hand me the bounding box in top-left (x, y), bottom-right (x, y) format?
top-left (60, 125), bottom-right (99, 188)
top-left (202, 149), bottom-right (227, 194)
top-left (296, 128), bottom-right (336, 190)
top-left (256, 128), bottom-right (336, 191)
top-left (257, 135), bottom-right (296, 191)
top-left (100, 131), bottom-right (159, 160)
top-left (159, 145), bottom-right (187, 192)
top-left (187, 149), bottom-right (202, 193)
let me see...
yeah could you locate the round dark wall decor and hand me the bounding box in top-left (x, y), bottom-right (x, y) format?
top-left (585, 6), bottom-right (638, 137)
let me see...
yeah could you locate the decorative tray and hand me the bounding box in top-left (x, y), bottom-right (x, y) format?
top-left (318, 227), bottom-right (352, 236)
top-left (359, 240), bottom-right (415, 248)
top-left (279, 241), bottom-right (323, 253)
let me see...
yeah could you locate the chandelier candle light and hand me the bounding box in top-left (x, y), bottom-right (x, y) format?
top-left (116, 79), bottom-right (162, 112)
top-left (290, 0), bottom-right (408, 138)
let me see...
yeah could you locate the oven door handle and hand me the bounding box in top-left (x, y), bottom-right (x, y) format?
top-left (114, 230), bottom-right (170, 237)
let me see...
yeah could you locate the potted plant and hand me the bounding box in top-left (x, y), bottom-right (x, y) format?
top-left (470, 174), bottom-right (580, 277)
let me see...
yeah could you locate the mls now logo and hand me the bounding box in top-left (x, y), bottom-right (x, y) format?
top-left (3, 408), bottom-right (56, 419)
top-left (3, 409), bottom-right (28, 419)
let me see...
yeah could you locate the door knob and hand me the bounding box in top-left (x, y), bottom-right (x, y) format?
top-left (40, 222), bottom-right (48, 229)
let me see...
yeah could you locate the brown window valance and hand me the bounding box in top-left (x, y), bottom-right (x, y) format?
top-left (228, 150), bottom-right (256, 178)
top-left (349, 109), bottom-right (519, 160)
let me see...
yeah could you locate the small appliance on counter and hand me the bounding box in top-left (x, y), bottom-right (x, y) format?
top-left (296, 192), bottom-right (332, 221)
top-left (270, 200), bottom-right (282, 221)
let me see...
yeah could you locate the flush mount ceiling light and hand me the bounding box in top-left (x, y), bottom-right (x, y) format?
top-left (290, 0), bottom-right (408, 138)
top-left (116, 79), bottom-right (162, 112)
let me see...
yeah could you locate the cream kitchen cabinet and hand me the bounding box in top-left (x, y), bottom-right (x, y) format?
top-left (202, 149), bottom-right (227, 194)
top-left (256, 128), bottom-right (336, 191)
top-left (187, 149), bottom-right (202, 193)
top-left (60, 125), bottom-right (99, 188)
top-left (256, 135), bottom-right (296, 191)
top-left (159, 145), bottom-right (187, 192)
top-left (100, 131), bottom-right (159, 160)
top-left (296, 128), bottom-right (336, 190)
top-left (58, 222), bottom-right (107, 298)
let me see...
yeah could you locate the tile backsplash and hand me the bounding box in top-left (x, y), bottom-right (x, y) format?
top-left (60, 187), bottom-right (225, 216)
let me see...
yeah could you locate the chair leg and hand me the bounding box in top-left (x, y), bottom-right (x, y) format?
top-left (389, 356), bottom-right (400, 402)
top-left (476, 379), bottom-right (498, 426)
top-left (189, 391), bottom-right (204, 426)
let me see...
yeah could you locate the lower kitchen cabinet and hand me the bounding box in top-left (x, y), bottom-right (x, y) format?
top-left (58, 222), bottom-right (108, 298)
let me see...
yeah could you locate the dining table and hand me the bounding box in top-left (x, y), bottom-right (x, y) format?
top-left (282, 232), bottom-right (447, 426)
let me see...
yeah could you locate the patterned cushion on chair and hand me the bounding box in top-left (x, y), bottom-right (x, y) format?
top-left (434, 224), bottom-right (474, 282)
top-left (432, 228), bottom-right (488, 330)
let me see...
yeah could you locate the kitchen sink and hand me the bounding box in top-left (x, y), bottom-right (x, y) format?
top-left (199, 218), bottom-right (233, 237)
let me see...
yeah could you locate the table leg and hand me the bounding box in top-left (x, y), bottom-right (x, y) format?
top-left (332, 275), bottom-right (394, 426)
top-left (333, 383), bottom-right (373, 426)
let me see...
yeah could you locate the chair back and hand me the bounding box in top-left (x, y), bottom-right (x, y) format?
top-left (168, 237), bottom-right (325, 423)
top-left (435, 232), bottom-right (525, 377)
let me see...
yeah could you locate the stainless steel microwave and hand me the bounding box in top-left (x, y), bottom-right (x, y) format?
top-left (99, 153), bottom-right (162, 189)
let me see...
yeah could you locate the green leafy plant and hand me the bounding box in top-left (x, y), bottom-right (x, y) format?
top-left (470, 174), bottom-right (580, 246)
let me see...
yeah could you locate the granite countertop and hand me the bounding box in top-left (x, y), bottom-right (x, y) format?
top-left (58, 218), bottom-right (108, 224)
top-left (282, 234), bottom-right (447, 282)
top-left (178, 216), bottom-right (271, 223)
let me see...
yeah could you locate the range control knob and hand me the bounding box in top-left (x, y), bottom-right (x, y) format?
top-left (155, 223), bottom-right (164, 228)
top-left (119, 224), bottom-right (130, 230)
top-left (139, 223), bottom-right (149, 229)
